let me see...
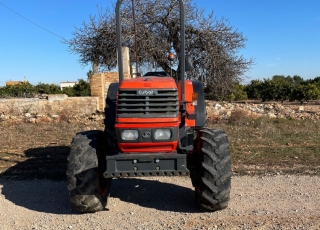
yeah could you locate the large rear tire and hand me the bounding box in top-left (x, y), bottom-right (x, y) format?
top-left (66, 130), bottom-right (112, 213)
top-left (194, 128), bottom-right (231, 211)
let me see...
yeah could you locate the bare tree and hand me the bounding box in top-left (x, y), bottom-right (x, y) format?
top-left (65, 0), bottom-right (254, 99)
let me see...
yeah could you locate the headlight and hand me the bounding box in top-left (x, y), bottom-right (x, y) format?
top-left (154, 129), bottom-right (171, 140)
top-left (121, 130), bottom-right (139, 140)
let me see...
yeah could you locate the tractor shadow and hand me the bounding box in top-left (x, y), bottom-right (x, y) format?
top-left (110, 177), bottom-right (199, 213)
top-left (0, 146), bottom-right (70, 181)
top-left (0, 146), bottom-right (199, 214)
top-left (0, 146), bottom-right (76, 214)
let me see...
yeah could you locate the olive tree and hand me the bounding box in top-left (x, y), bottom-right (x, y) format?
top-left (65, 0), bottom-right (254, 98)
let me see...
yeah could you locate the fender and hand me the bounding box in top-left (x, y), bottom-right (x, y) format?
top-left (104, 83), bottom-right (119, 130)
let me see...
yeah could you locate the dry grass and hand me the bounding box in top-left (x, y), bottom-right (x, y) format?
top-left (212, 114), bottom-right (320, 175)
top-left (0, 115), bottom-right (319, 180)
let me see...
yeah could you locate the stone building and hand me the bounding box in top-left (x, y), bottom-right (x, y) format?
top-left (90, 47), bottom-right (131, 111)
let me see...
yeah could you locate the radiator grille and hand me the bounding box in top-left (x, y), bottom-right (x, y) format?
top-left (117, 89), bottom-right (179, 118)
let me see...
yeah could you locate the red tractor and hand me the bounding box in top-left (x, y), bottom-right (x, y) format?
top-left (66, 0), bottom-right (231, 213)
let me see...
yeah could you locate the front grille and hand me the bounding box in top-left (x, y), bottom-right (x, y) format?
top-left (117, 88), bottom-right (179, 118)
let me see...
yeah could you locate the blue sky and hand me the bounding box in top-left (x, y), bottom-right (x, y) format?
top-left (0, 0), bottom-right (319, 86)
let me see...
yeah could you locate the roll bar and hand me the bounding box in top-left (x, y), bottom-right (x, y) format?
top-left (115, 0), bottom-right (186, 101)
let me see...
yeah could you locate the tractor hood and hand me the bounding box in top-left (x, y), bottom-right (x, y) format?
top-left (119, 77), bottom-right (177, 89)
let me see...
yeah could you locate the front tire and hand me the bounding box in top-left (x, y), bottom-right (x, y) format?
top-left (66, 130), bottom-right (112, 213)
top-left (194, 128), bottom-right (231, 211)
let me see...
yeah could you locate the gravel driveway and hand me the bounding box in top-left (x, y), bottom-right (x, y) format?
top-left (0, 175), bottom-right (319, 229)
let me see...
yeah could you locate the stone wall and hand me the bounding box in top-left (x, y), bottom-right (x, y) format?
top-left (0, 95), bottom-right (99, 123)
top-left (206, 101), bottom-right (320, 121)
top-left (1, 96), bottom-right (320, 124)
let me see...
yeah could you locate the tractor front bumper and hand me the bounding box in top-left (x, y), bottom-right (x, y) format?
top-left (103, 153), bottom-right (189, 178)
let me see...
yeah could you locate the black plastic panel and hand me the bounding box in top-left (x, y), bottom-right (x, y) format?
top-left (105, 83), bottom-right (119, 130)
top-left (103, 153), bottom-right (189, 178)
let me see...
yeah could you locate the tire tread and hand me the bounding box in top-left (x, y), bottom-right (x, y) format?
top-left (196, 128), bottom-right (231, 211)
top-left (66, 130), bottom-right (110, 213)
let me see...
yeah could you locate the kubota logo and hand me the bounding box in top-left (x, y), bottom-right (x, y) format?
top-left (137, 90), bottom-right (157, 95)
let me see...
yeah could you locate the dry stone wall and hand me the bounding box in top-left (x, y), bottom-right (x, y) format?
top-left (1, 96), bottom-right (320, 124)
top-left (0, 95), bottom-right (99, 123)
top-left (206, 101), bottom-right (320, 121)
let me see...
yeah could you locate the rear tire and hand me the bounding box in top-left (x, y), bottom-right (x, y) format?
top-left (194, 128), bottom-right (231, 211)
top-left (66, 130), bottom-right (112, 213)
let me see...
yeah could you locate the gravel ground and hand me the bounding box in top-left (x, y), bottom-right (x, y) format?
top-left (0, 175), bottom-right (319, 230)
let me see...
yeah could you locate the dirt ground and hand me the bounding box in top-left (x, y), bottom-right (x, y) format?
top-left (0, 121), bottom-right (320, 229)
top-left (0, 121), bottom-right (102, 180)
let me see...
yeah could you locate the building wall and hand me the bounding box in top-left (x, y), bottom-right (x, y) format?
top-left (60, 81), bottom-right (77, 90)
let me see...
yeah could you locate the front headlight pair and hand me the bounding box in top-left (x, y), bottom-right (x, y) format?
top-left (121, 129), bottom-right (172, 141)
